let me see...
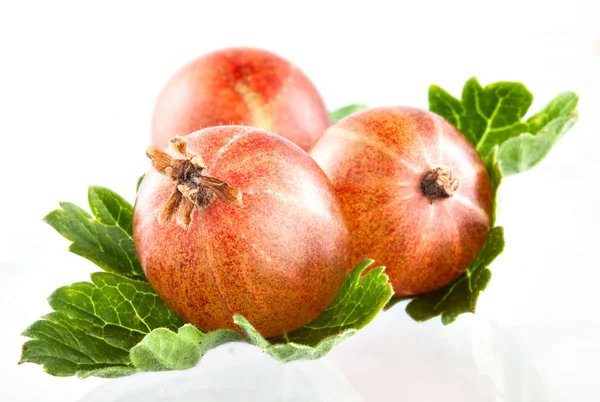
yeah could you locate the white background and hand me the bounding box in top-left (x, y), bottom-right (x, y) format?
top-left (1, 1), bottom-right (599, 401)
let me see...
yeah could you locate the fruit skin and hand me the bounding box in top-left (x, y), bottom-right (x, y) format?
top-left (134, 126), bottom-right (349, 338)
top-left (151, 47), bottom-right (331, 152)
top-left (309, 107), bottom-right (493, 297)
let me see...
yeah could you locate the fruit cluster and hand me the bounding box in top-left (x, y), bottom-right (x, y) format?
top-left (134, 47), bottom-right (493, 338)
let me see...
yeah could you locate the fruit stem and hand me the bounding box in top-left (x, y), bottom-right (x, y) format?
top-left (419, 167), bottom-right (459, 202)
top-left (146, 137), bottom-right (242, 227)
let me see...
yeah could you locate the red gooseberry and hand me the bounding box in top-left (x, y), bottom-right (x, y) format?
top-left (310, 107), bottom-right (493, 297)
top-left (151, 47), bottom-right (331, 152)
top-left (134, 126), bottom-right (349, 337)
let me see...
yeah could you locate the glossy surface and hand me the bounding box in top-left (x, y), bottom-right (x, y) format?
top-left (310, 107), bottom-right (493, 296)
top-left (151, 47), bottom-right (331, 151)
top-left (134, 126), bottom-right (349, 338)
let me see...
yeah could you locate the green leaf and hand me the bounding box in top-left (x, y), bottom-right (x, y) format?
top-left (525, 91), bottom-right (578, 133)
top-left (44, 186), bottom-right (145, 280)
top-left (270, 259), bottom-right (392, 346)
top-left (78, 366), bottom-right (139, 379)
top-left (24, 194), bottom-right (393, 379)
top-left (484, 146), bottom-right (503, 225)
top-left (235, 316), bottom-right (356, 363)
top-left (240, 259), bottom-right (393, 362)
top-left (414, 79), bottom-right (578, 324)
top-left (402, 227), bottom-right (505, 325)
top-left (125, 260), bottom-right (393, 371)
top-left (136, 173), bottom-right (146, 192)
top-left (130, 325), bottom-right (242, 371)
top-left (330, 103), bottom-right (368, 124)
top-left (20, 272), bottom-right (185, 377)
top-left (429, 79), bottom-right (579, 174)
top-left (498, 93), bottom-right (579, 175)
top-left (429, 77), bottom-right (533, 156)
top-left (125, 259), bottom-right (392, 371)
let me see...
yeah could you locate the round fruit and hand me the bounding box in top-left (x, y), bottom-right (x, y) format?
top-left (309, 106), bottom-right (493, 297)
top-left (134, 126), bottom-right (349, 338)
top-left (151, 47), bottom-right (331, 152)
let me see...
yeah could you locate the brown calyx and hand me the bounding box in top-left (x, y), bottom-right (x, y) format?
top-left (419, 167), bottom-right (460, 202)
top-left (146, 137), bottom-right (242, 228)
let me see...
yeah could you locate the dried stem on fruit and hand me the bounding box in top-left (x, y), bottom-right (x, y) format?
top-left (419, 167), bottom-right (460, 202)
top-left (146, 137), bottom-right (242, 227)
